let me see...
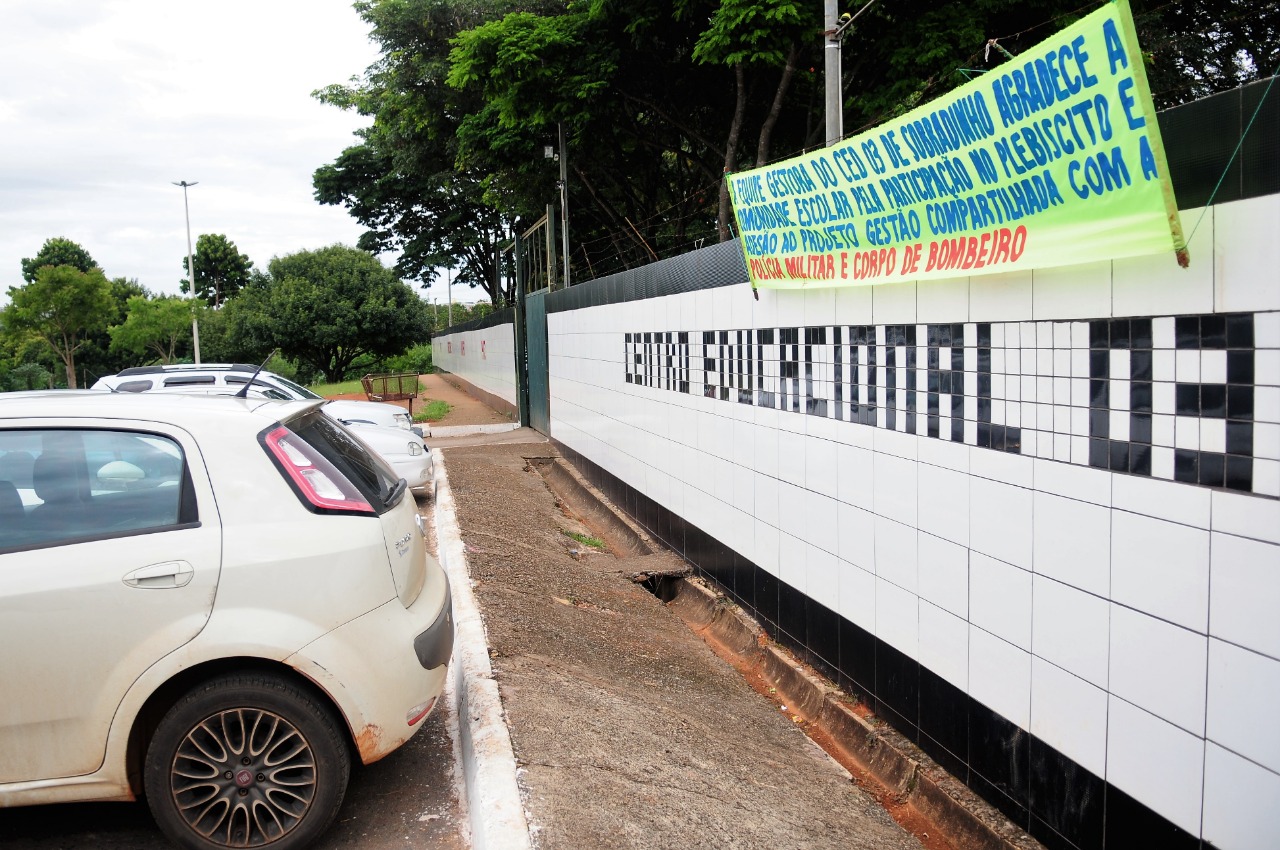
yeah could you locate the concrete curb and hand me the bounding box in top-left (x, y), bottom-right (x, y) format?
top-left (433, 455), bottom-right (533, 850)
top-left (428, 422), bottom-right (521, 438)
top-left (666, 577), bottom-right (1042, 850)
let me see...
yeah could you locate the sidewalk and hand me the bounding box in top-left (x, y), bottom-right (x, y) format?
top-left (435, 431), bottom-right (925, 849)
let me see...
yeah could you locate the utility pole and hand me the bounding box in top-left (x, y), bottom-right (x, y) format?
top-left (559, 122), bottom-right (570, 287)
top-left (447, 267), bottom-right (453, 327)
top-left (173, 180), bottom-right (201, 363)
top-left (824, 0), bottom-right (841, 147)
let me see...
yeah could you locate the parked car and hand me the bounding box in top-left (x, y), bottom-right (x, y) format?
top-left (0, 391), bottom-right (453, 850)
top-left (92, 364), bottom-right (419, 434)
top-left (343, 421), bottom-right (435, 498)
top-left (116, 385), bottom-right (437, 499)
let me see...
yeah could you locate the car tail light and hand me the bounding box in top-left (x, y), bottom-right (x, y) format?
top-left (406, 697), bottom-right (436, 727)
top-left (262, 426), bottom-right (374, 513)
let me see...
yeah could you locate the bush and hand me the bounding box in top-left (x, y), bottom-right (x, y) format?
top-left (6, 362), bottom-right (54, 391)
top-left (381, 343), bottom-right (433, 375)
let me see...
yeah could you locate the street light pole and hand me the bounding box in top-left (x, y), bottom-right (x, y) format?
top-left (173, 180), bottom-right (200, 364)
top-left (447, 267), bottom-right (453, 327)
top-left (558, 122), bottom-right (570, 287)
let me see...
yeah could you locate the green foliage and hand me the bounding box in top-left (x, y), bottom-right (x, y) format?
top-left (109, 295), bottom-right (197, 364)
top-left (20, 237), bottom-right (98, 284)
top-left (181, 234), bottom-right (254, 307)
top-left (4, 362), bottom-right (53, 392)
top-left (3, 264), bottom-right (114, 388)
top-left (224, 245), bottom-right (431, 383)
top-left (413, 399), bottom-right (450, 421)
top-left (315, 0), bottom-right (1273, 290)
top-left (563, 530), bottom-right (605, 549)
top-left (382, 343), bottom-right (434, 375)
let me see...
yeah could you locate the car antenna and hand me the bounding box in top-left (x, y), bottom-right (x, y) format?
top-left (232, 349), bottom-right (279, 399)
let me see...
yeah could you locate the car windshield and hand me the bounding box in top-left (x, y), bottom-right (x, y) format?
top-left (285, 411), bottom-right (403, 511)
top-left (272, 375), bottom-right (323, 400)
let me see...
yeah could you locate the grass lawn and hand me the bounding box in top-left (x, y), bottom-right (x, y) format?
top-left (309, 379), bottom-right (366, 397)
top-left (413, 399), bottom-right (451, 422)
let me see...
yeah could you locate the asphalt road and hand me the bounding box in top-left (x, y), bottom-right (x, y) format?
top-left (0, 497), bottom-right (468, 850)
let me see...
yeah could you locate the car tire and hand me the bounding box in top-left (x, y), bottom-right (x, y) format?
top-left (144, 673), bottom-right (350, 850)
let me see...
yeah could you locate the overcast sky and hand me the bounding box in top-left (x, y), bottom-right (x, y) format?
top-left (0, 1), bottom-right (446, 303)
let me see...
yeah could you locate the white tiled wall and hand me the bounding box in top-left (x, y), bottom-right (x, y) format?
top-left (432, 322), bottom-right (518, 408)
top-left (540, 193), bottom-right (1280, 846)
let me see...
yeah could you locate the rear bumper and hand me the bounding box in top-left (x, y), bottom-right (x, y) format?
top-left (287, 571), bottom-right (452, 764)
top-left (414, 579), bottom-right (453, 669)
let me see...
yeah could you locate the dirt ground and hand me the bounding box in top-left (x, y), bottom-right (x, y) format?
top-left (440, 440), bottom-right (924, 850)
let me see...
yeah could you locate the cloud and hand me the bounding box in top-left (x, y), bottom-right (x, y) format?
top-left (0, 0), bottom-right (387, 297)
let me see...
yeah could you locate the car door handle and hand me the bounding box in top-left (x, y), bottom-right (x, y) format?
top-left (123, 561), bottom-right (194, 589)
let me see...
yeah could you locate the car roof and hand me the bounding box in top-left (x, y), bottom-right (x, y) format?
top-left (0, 389), bottom-right (320, 428)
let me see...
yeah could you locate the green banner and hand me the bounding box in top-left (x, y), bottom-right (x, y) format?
top-left (730, 0), bottom-right (1185, 289)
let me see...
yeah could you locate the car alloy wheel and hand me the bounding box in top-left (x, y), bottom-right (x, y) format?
top-left (146, 674), bottom-right (349, 850)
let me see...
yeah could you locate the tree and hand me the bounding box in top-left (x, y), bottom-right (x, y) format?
top-left (224, 245), bottom-right (431, 383)
top-left (109, 295), bottom-right (197, 364)
top-left (3, 265), bottom-right (113, 388)
top-left (181, 234), bottom-right (254, 307)
top-left (20, 237), bottom-right (98, 283)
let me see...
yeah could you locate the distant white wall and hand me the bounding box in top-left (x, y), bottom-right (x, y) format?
top-left (432, 322), bottom-right (518, 411)
top-left (545, 192), bottom-right (1280, 849)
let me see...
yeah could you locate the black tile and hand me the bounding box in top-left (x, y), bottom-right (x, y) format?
top-left (920, 732), bottom-right (969, 783)
top-left (1090, 409), bottom-right (1110, 439)
top-left (1227, 421), bottom-right (1254, 455)
top-left (1226, 455), bottom-right (1253, 492)
top-left (1029, 737), bottom-right (1104, 850)
top-left (1090, 379), bottom-right (1110, 409)
top-left (754, 568), bottom-right (779, 630)
top-left (1131, 318), bottom-right (1153, 349)
top-left (1089, 319), bottom-right (1109, 349)
top-left (838, 617), bottom-right (876, 697)
top-left (977, 323), bottom-right (991, 347)
top-left (1131, 381), bottom-right (1153, 413)
top-left (969, 702), bottom-right (1030, 810)
top-left (1006, 427), bottom-right (1022, 452)
top-left (1175, 316), bottom-right (1199, 349)
top-left (1201, 314), bottom-right (1227, 348)
top-left (977, 422), bottom-right (992, 448)
top-left (1130, 349), bottom-right (1153, 381)
top-left (1029, 816), bottom-right (1082, 850)
top-left (1131, 413), bottom-right (1152, 444)
top-left (1089, 438), bottom-right (1109, 469)
top-left (1201, 383), bottom-right (1227, 418)
top-left (1199, 451), bottom-right (1226, 488)
top-left (1175, 383), bottom-right (1200, 415)
top-left (1174, 448), bottom-right (1199, 483)
top-left (806, 598), bottom-right (840, 675)
top-left (1090, 349), bottom-right (1110, 378)
top-left (732, 553), bottom-right (756, 611)
top-left (875, 641), bottom-right (919, 738)
top-left (1104, 783), bottom-right (1200, 850)
top-left (918, 668), bottom-right (968, 766)
top-left (778, 581), bottom-right (807, 645)
top-left (1226, 313), bottom-right (1255, 349)
top-left (1227, 350), bottom-right (1255, 384)
top-left (1109, 440), bottom-right (1130, 472)
top-left (970, 770), bottom-right (1029, 830)
top-left (1228, 385), bottom-right (1254, 421)
top-left (1109, 318), bottom-right (1130, 349)
top-left (1130, 443), bottom-right (1152, 476)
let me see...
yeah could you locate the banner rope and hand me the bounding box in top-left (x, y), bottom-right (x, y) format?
top-left (1184, 69), bottom-right (1279, 245)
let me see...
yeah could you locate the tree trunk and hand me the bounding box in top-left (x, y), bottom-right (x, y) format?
top-left (756, 45), bottom-right (799, 167)
top-left (61, 352), bottom-right (77, 389)
top-left (717, 64), bottom-right (747, 242)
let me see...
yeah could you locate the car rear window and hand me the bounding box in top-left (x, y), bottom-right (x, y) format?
top-left (284, 412), bottom-right (403, 513)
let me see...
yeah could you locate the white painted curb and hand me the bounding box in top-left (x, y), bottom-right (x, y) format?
top-left (429, 423), bottom-right (521, 438)
top-left (433, 455), bottom-right (533, 850)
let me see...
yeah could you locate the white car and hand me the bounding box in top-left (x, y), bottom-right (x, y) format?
top-left (0, 391), bottom-right (453, 850)
top-left (344, 421), bottom-right (435, 497)
top-left (92, 364), bottom-right (418, 433)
